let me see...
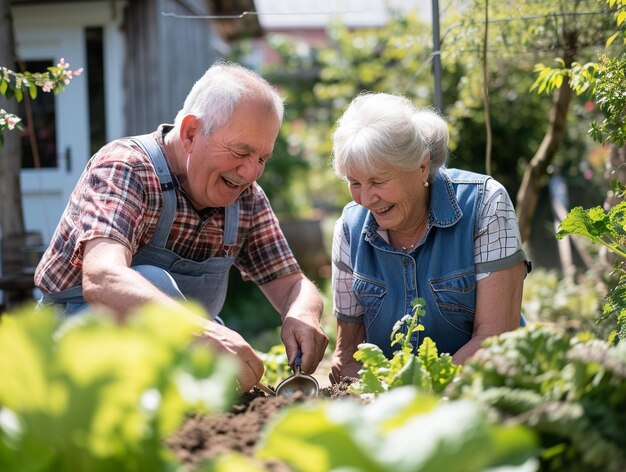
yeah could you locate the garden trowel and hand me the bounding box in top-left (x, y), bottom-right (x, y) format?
top-left (274, 347), bottom-right (319, 398)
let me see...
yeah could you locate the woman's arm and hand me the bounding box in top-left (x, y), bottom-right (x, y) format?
top-left (452, 260), bottom-right (525, 364)
top-left (330, 319), bottom-right (366, 383)
top-left (329, 216), bottom-right (368, 383)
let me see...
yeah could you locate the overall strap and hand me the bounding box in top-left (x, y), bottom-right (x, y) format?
top-left (223, 200), bottom-right (240, 247)
top-left (130, 134), bottom-right (177, 249)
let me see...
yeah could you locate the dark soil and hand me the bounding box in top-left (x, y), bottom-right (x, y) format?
top-left (168, 378), bottom-right (357, 470)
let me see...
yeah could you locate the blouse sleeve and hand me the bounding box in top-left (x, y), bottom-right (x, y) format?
top-left (331, 217), bottom-right (364, 323)
top-left (474, 179), bottom-right (529, 280)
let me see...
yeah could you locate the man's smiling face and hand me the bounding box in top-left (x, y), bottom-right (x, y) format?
top-left (182, 98), bottom-right (280, 209)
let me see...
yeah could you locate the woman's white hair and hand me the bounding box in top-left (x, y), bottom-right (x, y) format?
top-left (331, 92), bottom-right (449, 180)
top-left (174, 61), bottom-right (285, 135)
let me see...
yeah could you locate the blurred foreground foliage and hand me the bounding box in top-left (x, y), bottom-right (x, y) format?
top-left (2, 280), bottom-right (626, 472)
top-left (0, 303), bottom-right (238, 472)
top-left (256, 387), bottom-right (537, 472)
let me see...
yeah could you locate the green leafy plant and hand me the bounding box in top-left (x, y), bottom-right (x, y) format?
top-left (556, 200), bottom-right (626, 340)
top-left (530, 58), bottom-right (598, 96)
top-left (0, 59), bottom-right (82, 102)
top-left (521, 267), bottom-right (610, 338)
top-left (0, 303), bottom-right (238, 472)
top-left (349, 298), bottom-right (461, 396)
top-left (256, 386), bottom-right (537, 472)
top-left (588, 52), bottom-right (626, 146)
top-left (557, 201), bottom-right (626, 259)
top-left (258, 343), bottom-right (292, 387)
top-left (447, 325), bottom-right (626, 472)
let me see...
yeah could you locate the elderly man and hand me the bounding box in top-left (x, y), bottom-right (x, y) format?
top-left (35, 61), bottom-right (328, 391)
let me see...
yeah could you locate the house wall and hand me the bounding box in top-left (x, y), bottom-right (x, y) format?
top-left (123, 0), bottom-right (227, 134)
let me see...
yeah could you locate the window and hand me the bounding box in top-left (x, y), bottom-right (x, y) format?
top-left (20, 60), bottom-right (57, 169)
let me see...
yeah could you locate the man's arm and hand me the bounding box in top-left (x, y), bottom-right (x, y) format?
top-left (260, 272), bottom-right (328, 374)
top-left (82, 238), bottom-right (178, 316)
top-left (82, 237), bottom-right (265, 391)
top-left (452, 261), bottom-right (525, 364)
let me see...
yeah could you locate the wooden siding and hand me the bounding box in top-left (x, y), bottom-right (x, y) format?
top-left (123, 0), bottom-right (224, 134)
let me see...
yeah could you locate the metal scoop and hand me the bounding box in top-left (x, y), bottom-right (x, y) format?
top-left (275, 347), bottom-right (319, 398)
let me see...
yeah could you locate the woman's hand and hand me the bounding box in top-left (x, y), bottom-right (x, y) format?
top-left (329, 319), bottom-right (366, 384)
top-left (329, 352), bottom-right (362, 384)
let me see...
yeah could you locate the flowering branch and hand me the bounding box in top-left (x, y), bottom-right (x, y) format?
top-left (0, 58), bottom-right (83, 142)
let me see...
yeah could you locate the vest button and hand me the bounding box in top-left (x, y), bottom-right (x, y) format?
top-left (403, 258), bottom-right (411, 266)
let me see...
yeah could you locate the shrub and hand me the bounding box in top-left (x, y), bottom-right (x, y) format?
top-left (446, 326), bottom-right (626, 472)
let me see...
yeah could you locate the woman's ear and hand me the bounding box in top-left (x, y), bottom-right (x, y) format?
top-left (420, 154), bottom-right (431, 179)
top-left (180, 114), bottom-right (200, 153)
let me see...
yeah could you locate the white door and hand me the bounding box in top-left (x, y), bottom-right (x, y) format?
top-left (16, 28), bottom-right (90, 243)
top-left (13, 2), bottom-right (125, 243)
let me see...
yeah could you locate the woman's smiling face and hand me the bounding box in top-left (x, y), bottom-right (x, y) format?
top-left (347, 162), bottom-right (429, 233)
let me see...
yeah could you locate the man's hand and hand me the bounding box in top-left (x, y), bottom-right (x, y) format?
top-left (280, 313), bottom-right (328, 374)
top-left (199, 321), bottom-right (265, 392)
top-left (260, 273), bottom-right (328, 374)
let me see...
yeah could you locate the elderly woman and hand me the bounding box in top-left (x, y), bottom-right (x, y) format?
top-left (329, 92), bottom-right (530, 382)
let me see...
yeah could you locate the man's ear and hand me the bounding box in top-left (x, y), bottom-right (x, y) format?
top-left (180, 114), bottom-right (200, 153)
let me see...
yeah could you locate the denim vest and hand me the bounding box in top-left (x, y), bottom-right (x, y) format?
top-left (342, 168), bottom-right (489, 358)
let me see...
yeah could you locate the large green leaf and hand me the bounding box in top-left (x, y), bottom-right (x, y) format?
top-left (258, 387), bottom-right (537, 472)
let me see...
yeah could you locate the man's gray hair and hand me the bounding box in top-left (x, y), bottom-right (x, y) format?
top-left (331, 92), bottom-right (449, 180)
top-left (174, 61), bottom-right (285, 135)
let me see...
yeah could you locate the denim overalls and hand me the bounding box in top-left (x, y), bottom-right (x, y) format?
top-left (43, 134), bottom-right (237, 319)
top-left (342, 168), bottom-right (489, 357)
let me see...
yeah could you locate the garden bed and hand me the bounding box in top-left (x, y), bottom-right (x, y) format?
top-left (168, 380), bottom-right (355, 470)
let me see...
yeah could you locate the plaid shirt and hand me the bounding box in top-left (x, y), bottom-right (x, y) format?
top-left (35, 126), bottom-right (301, 294)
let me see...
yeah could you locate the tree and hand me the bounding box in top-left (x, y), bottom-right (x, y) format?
top-left (259, 1), bottom-right (613, 242)
top-left (0, 0), bottom-right (23, 237)
top-left (531, 0), bottom-right (626, 271)
top-left (262, 10), bottom-right (439, 213)
top-left (443, 0), bottom-right (612, 242)
top-left (524, 0), bottom-right (626, 198)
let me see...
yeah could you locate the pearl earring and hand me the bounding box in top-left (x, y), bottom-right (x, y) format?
top-left (424, 181), bottom-right (429, 188)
